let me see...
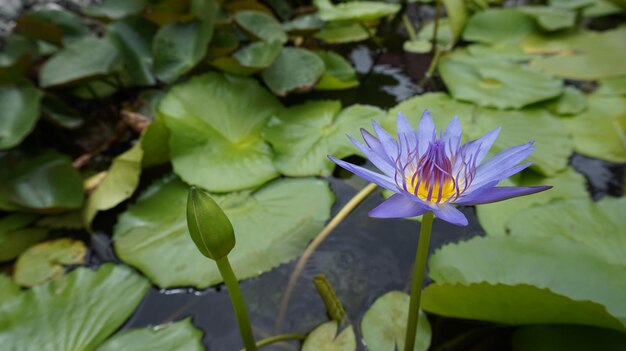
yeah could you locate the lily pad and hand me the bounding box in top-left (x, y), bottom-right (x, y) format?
top-left (314, 0), bottom-right (400, 22)
top-left (476, 168), bottom-right (588, 237)
top-left (519, 6), bottom-right (576, 31)
top-left (159, 72), bottom-right (281, 192)
top-left (15, 9), bottom-right (90, 46)
top-left (507, 197), bottom-right (626, 266)
top-left (14, 239), bottom-right (87, 287)
top-left (463, 8), bottom-right (538, 45)
top-left (0, 274), bottom-right (20, 300)
top-left (0, 82), bottom-right (43, 149)
top-left (232, 40), bottom-right (283, 69)
top-left (96, 318), bottom-right (204, 351)
top-left (423, 235), bottom-right (626, 330)
top-left (315, 22), bottom-right (374, 44)
top-left (0, 151), bottom-right (84, 212)
top-left (596, 76), bottom-right (626, 96)
top-left (283, 13), bottom-right (325, 32)
top-left (524, 26), bottom-right (626, 80)
top-left (152, 17), bottom-right (214, 83)
top-left (39, 36), bottom-right (121, 87)
top-left (262, 48), bottom-right (325, 96)
top-left (114, 176), bottom-right (333, 288)
top-left (302, 321), bottom-right (356, 351)
top-left (264, 101), bottom-right (384, 176)
top-left (234, 10), bottom-right (287, 43)
top-left (0, 264), bottom-right (150, 350)
top-left (0, 213), bottom-right (48, 262)
top-left (438, 54), bottom-right (563, 109)
top-left (361, 291), bottom-right (432, 351)
top-left (83, 142), bottom-right (143, 226)
top-left (107, 17), bottom-right (158, 86)
top-left (404, 19), bottom-right (454, 53)
top-left (315, 51), bottom-right (359, 90)
top-left (542, 86), bottom-right (587, 116)
top-left (564, 95), bottom-right (626, 162)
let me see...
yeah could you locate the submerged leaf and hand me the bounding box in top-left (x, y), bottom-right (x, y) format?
top-left (114, 176), bottom-right (333, 288)
top-left (361, 291), bottom-right (432, 351)
top-left (14, 239), bottom-right (87, 287)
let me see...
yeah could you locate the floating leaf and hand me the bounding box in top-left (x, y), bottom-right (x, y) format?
top-left (262, 48), bottom-right (325, 96)
top-left (302, 321), bottom-right (356, 351)
top-left (315, 51), bottom-right (359, 90)
top-left (542, 86), bottom-right (587, 116)
top-left (159, 73), bottom-right (281, 192)
top-left (14, 239), bottom-right (87, 287)
top-left (96, 318), bottom-right (204, 351)
top-left (40, 36), bottom-right (121, 88)
top-left (476, 168), bottom-right (587, 237)
top-left (463, 8), bottom-right (538, 45)
top-left (283, 13), bottom-right (325, 32)
top-left (84, 142), bottom-right (143, 226)
top-left (519, 6), bottom-right (576, 31)
top-left (264, 101), bottom-right (385, 176)
top-left (507, 197), bottom-right (626, 266)
top-left (0, 82), bottom-right (42, 149)
top-left (0, 275), bottom-right (20, 300)
top-left (596, 76), bottom-right (626, 96)
top-left (232, 41), bottom-right (283, 69)
top-left (583, 0), bottom-right (623, 17)
top-left (512, 325), bottom-right (626, 351)
top-left (565, 95), bottom-right (626, 162)
top-left (108, 17), bottom-right (158, 86)
top-left (15, 9), bottom-right (90, 46)
top-left (0, 213), bottom-right (48, 262)
top-left (438, 54), bottom-right (563, 109)
top-left (424, 235), bottom-right (626, 330)
top-left (153, 17), bottom-right (214, 83)
top-left (314, 0), bottom-right (400, 22)
top-left (404, 19), bottom-right (454, 53)
top-left (315, 22), bottom-right (374, 44)
top-left (114, 176), bottom-right (333, 288)
top-left (465, 43), bottom-right (538, 62)
top-left (0, 34), bottom-right (39, 67)
top-left (234, 10), bottom-right (287, 43)
top-left (524, 26), bottom-right (626, 80)
top-left (361, 291), bottom-right (432, 351)
top-left (82, 0), bottom-right (146, 19)
top-left (0, 264), bottom-right (150, 350)
top-left (0, 151), bottom-right (84, 212)
top-left (141, 116), bottom-right (170, 168)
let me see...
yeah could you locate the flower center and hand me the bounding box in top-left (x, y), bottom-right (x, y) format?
top-left (395, 140), bottom-right (459, 204)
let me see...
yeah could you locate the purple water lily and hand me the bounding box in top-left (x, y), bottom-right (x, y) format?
top-left (328, 110), bottom-right (551, 226)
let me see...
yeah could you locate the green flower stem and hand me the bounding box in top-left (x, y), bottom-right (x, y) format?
top-left (240, 333), bottom-right (307, 351)
top-left (216, 256), bottom-right (257, 351)
top-left (405, 211), bottom-right (434, 351)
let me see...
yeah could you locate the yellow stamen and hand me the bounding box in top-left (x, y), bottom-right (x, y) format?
top-left (406, 175), bottom-right (456, 203)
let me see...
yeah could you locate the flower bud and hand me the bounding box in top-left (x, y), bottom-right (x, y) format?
top-left (186, 187), bottom-right (235, 260)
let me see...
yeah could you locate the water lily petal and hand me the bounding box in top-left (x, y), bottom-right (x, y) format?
top-left (454, 185), bottom-right (552, 205)
top-left (473, 142), bottom-right (534, 187)
top-left (432, 204), bottom-right (468, 226)
top-left (397, 112), bottom-right (418, 161)
top-left (465, 127), bottom-right (501, 166)
top-left (417, 110), bottom-right (436, 156)
top-left (372, 120), bottom-right (399, 160)
top-left (347, 135), bottom-right (395, 176)
top-left (328, 156), bottom-right (397, 191)
top-left (441, 116), bottom-right (462, 157)
top-left (470, 162), bottom-right (533, 191)
top-left (368, 193), bottom-right (430, 218)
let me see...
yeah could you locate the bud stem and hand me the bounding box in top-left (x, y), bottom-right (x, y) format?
top-left (216, 256), bottom-right (257, 351)
top-left (405, 211), bottom-right (434, 351)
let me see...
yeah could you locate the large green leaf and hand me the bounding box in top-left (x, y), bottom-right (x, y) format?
top-left (0, 151), bottom-right (84, 212)
top-left (512, 325), bottom-right (626, 351)
top-left (564, 95), bottom-right (626, 163)
top-left (302, 321), bottom-right (356, 351)
top-left (361, 291), bottom-right (432, 351)
top-left (596, 76), bottom-right (626, 97)
top-left (264, 101), bottom-right (384, 176)
top-left (0, 82), bottom-right (42, 149)
top-left (314, 0), bottom-right (400, 22)
top-left (315, 22), bottom-right (374, 44)
top-left (314, 51), bottom-right (359, 90)
top-left (423, 235), bottom-right (626, 330)
top-left (0, 264), bottom-right (150, 350)
top-left (152, 16), bottom-right (214, 83)
top-left (507, 197), bottom-right (626, 266)
top-left (476, 168), bottom-right (587, 237)
top-left (107, 17), bottom-right (157, 86)
top-left (232, 40), bottom-right (283, 69)
top-left (261, 48), bottom-right (325, 96)
top-left (524, 26), bottom-right (626, 80)
top-left (14, 239), bottom-right (87, 287)
top-left (518, 6), bottom-right (576, 31)
top-left (0, 274), bottom-right (20, 301)
top-left (39, 36), bottom-right (121, 88)
top-left (542, 86), bottom-right (588, 116)
top-left (463, 8), bottom-right (538, 45)
top-left (438, 53), bottom-right (563, 109)
top-left (234, 11), bottom-right (287, 43)
top-left (0, 213), bottom-right (48, 262)
top-left (159, 73), bottom-right (281, 192)
top-left (83, 142), bottom-right (143, 226)
top-left (96, 318), bottom-right (204, 351)
top-left (114, 176), bottom-right (333, 288)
